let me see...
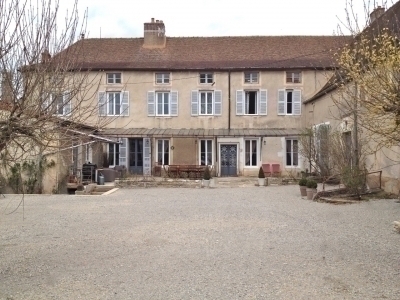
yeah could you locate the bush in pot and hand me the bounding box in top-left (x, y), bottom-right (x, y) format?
top-left (299, 178), bottom-right (308, 196)
top-left (203, 166), bottom-right (211, 187)
top-left (258, 166), bottom-right (265, 186)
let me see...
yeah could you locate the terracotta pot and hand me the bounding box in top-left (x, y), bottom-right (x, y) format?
top-left (300, 186), bottom-right (307, 196)
top-left (306, 188), bottom-right (313, 200)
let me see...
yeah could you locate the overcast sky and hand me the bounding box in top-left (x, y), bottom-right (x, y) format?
top-left (63, 0), bottom-right (393, 38)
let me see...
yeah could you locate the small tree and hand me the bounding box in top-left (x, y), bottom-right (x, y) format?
top-left (258, 166), bottom-right (265, 179)
top-left (203, 166), bottom-right (211, 180)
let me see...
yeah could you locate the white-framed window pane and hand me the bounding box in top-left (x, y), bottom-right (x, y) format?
top-left (245, 91), bottom-right (258, 114)
top-left (156, 92), bottom-right (170, 115)
top-left (108, 143), bottom-right (120, 166)
top-left (200, 73), bottom-right (213, 84)
top-left (157, 139), bottom-right (169, 165)
top-left (156, 73), bottom-right (170, 84)
top-left (107, 73), bottom-right (121, 84)
top-left (55, 94), bottom-right (64, 115)
top-left (115, 93), bottom-right (121, 115)
top-left (108, 93), bottom-right (114, 115)
top-left (199, 92), bottom-right (213, 115)
top-left (245, 140), bottom-right (257, 166)
top-left (164, 93), bottom-right (169, 115)
top-left (286, 71), bottom-right (301, 83)
top-left (200, 140), bottom-right (212, 165)
top-left (244, 72), bottom-right (258, 83)
top-left (286, 91), bottom-right (293, 114)
top-left (286, 139), bottom-right (298, 166)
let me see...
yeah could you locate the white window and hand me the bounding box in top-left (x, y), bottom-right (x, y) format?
top-left (286, 71), bottom-right (301, 83)
top-left (200, 140), bottom-right (212, 165)
top-left (85, 144), bottom-right (92, 163)
top-left (156, 92), bottom-right (170, 115)
top-left (107, 73), bottom-right (121, 84)
top-left (245, 91), bottom-right (258, 115)
top-left (43, 92), bottom-right (71, 116)
top-left (277, 89), bottom-right (301, 115)
top-left (98, 91), bottom-right (129, 116)
top-left (108, 143), bottom-right (120, 167)
top-left (199, 91), bottom-right (213, 115)
top-left (244, 72), bottom-right (259, 84)
top-left (245, 140), bottom-right (258, 166)
top-left (155, 73), bottom-right (170, 84)
top-left (286, 139), bottom-right (298, 167)
top-left (147, 91), bottom-right (178, 117)
top-left (200, 73), bottom-right (213, 84)
top-left (191, 90), bottom-right (222, 116)
top-left (157, 139), bottom-right (170, 165)
top-left (235, 90), bottom-right (267, 115)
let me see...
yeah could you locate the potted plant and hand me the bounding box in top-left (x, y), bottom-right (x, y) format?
top-left (299, 178), bottom-right (308, 196)
top-left (203, 165), bottom-right (211, 187)
top-left (258, 166), bottom-right (265, 186)
top-left (306, 179), bottom-right (317, 200)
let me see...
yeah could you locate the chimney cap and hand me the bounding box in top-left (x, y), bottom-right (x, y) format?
top-left (151, 18), bottom-right (154, 23)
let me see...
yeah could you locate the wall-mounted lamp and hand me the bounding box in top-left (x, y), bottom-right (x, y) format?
top-left (263, 140), bottom-right (266, 145)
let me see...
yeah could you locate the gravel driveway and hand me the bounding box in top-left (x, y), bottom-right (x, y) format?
top-left (0, 185), bottom-right (399, 299)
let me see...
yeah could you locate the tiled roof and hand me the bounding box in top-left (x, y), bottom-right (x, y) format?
top-left (58, 36), bottom-right (350, 70)
top-left (98, 128), bottom-right (302, 137)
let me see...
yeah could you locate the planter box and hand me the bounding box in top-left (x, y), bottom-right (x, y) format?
top-left (300, 186), bottom-right (307, 196)
top-left (258, 178), bottom-right (265, 186)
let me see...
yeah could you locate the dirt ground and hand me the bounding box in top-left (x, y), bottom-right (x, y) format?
top-left (0, 186), bottom-right (399, 299)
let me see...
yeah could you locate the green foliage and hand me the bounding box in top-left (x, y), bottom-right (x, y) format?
top-left (299, 178), bottom-right (308, 186)
top-left (306, 179), bottom-right (317, 189)
top-left (7, 157), bottom-right (55, 194)
top-left (258, 166), bottom-right (265, 178)
top-left (203, 166), bottom-right (211, 180)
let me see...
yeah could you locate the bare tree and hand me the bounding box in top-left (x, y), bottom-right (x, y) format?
top-left (0, 0), bottom-right (114, 193)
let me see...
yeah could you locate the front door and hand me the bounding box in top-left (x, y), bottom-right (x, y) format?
top-left (220, 144), bottom-right (238, 176)
top-left (129, 138), bottom-right (143, 174)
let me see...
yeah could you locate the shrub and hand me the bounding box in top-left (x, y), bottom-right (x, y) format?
top-left (299, 178), bottom-right (308, 186)
top-left (203, 166), bottom-right (211, 180)
top-left (258, 166), bottom-right (265, 178)
top-left (306, 179), bottom-right (317, 189)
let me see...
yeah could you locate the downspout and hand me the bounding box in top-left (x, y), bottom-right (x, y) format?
top-left (228, 70), bottom-right (231, 130)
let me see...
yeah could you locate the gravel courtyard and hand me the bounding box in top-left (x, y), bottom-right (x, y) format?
top-left (0, 185), bottom-right (399, 300)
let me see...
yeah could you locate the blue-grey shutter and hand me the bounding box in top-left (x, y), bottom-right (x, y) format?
top-left (143, 138), bottom-right (151, 176)
top-left (170, 91), bottom-right (178, 116)
top-left (98, 92), bottom-right (106, 116)
top-left (236, 90), bottom-right (244, 115)
top-left (147, 91), bottom-right (155, 116)
top-left (121, 91), bottom-right (129, 116)
top-left (63, 92), bottom-right (71, 116)
top-left (278, 89), bottom-right (285, 115)
top-left (119, 138), bottom-right (127, 166)
top-left (191, 90), bottom-right (198, 116)
top-left (214, 90), bottom-right (222, 115)
top-left (293, 89), bottom-right (302, 115)
top-left (259, 89), bottom-right (267, 115)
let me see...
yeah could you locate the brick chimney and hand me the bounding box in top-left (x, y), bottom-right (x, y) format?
top-left (143, 18), bottom-right (166, 48)
top-left (370, 6), bottom-right (385, 23)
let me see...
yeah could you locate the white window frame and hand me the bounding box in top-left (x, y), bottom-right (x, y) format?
top-left (244, 90), bottom-right (258, 115)
top-left (285, 138), bottom-right (299, 167)
top-left (108, 143), bottom-right (120, 167)
top-left (244, 72), bottom-right (259, 84)
top-left (199, 91), bottom-right (214, 115)
top-left (107, 73), bottom-right (121, 84)
top-left (157, 139), bottom-right (170, 165)
top-left (85, 144), bottom-right (93, 163)
top-left (155, 73), bottom-right (170, 84)
top-left (199, 139), bottom-right (213, 166)
top-left (156, 91), bottom-right (170, 116)
top-left (54, 94), bottom-right (66, 116)
top-left (199, 73), bottom-right (213, 84)
top-left (245, 139), bottom-right (258, 167)
top-left (286, 71), bottom-right (302, 84)
top-left (106, 92), bottom-right (121, 116)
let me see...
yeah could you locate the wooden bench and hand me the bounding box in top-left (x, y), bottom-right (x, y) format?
top-left (262, 163), bottom-right (281, 177)
top-left (164, 165), bottom-right (208, 178)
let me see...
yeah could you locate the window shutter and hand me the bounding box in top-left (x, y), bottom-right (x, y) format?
top-left (293, 89), bottom-right (302, 115)
top-left (214, 90), bottom-right (222, 115)
top-left (98, 92), bottom-right (106, 116)
top-left (120, 91), bottom-right (129, 116)
top-left (119, 138), bottom-right (127, 166)
top-left (63, 92), bottom-right (71, 116)
top-left (170, 91), bottom-right (178, 116)
top-left (143, 138), bottom-right (151, 176)
top-left (236, 90), bottom-right (244, 115)
top-left (278, 89), bottom-right (285, 115)
top-left (147, 91), bottom-right (155, 116)
top-left (191, 90), bottom-right (198, 116)
top-left (259, 90), bottom-right (267, 115)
